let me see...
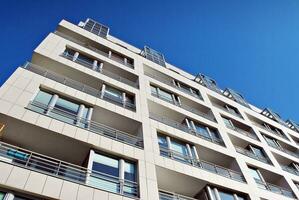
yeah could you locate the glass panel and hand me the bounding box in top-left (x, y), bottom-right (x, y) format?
top-left (92, 154), bottom-right (119, 177)
top-left (34, 90), bottom-right (53, 105)
top-left (158, 135), bottom-right (168, 148)
top-left (55, 98), bottom-right (79, 115)
top-left (124, 161), bottom-right (136, 182)
top-left (0, 192), bottom-right (5, 200)
top-left (248, 168), bottom-right (262, 181)
top-left (223, 118), bottom-right (233, 129)
top-left (218, 191), bottom-right (234, 200)
top-left (158, 89), bottom-right (173, 103)
top-left (194, 123), bottom-right (210, 138)
top-left (105, 86), bottom-right (123, 99)
top-left (251, 146), bottom-right (265, 158)
top-left (150, 85), bottom-right (157, 95)
top-left (171, 140), bottom-right (188, 156)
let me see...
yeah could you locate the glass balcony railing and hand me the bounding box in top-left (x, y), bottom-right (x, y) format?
top-left (253, 122), bottom-right (288, 141)
top-left (235, 146), bottom-right (271, 164)
top-left (145, 72), bottom-right (202, 100)
top-left (225, 124), bottom-right (258, 140)
top-left (159, 147), bottom-right (245, 183)
top-left (22, 62), bottom-right (136, 110)
top-left (27, 101), bottom-right (143, 148)
top-left (149, 113), bottom-right (224, 146)
top-left (254, 178), bottom-right (295, 198)
top-left (281, 165), bottom-right (299, 176)
top-left (151, 92), bottom-right (216, 122)
top-left (55, 31), bottom-right (134, 69)
top-left (0, 141), bottom-right (139, 198)
top-left (159, 190), bottom-right (197, 200)
top-left (60, 51), bottom-right (138, 88)
top-left (213, 104), bottom-right (243, 119)
top-left (266, 141), bottom-right (299, 160)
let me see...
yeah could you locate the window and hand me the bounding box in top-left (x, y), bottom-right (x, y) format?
top-left (34, 90), bottom-right (52, 105)
top-left (222, 117), bottom-right (234, 129)
top-left (193, 123), bottom-right (210, 138)
top-left (105, 86), bottom-right (123, 100)
top-left (218, 191), bottom-right (234, 200)
top-left (89, 152), bottom-right (137, 196)
top-left (250, 146), bottom-right (265, 158)
top-left (158, 135), bottom-right (168, 148)
top-left (263, 135), bottom-right (280, 148)
top-left (225, 104), bottom-right (240, 116)
top-left (248, 167), bottom-right (263, 181)
top-left (0, 192), bottom-right (5, 200)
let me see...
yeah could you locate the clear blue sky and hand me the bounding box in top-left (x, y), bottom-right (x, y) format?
top-left (1, 0), bottom-right (298, 122)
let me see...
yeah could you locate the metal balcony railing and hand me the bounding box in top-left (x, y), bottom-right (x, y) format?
top-left (159, 190), bottom-right (197, 200)
top-left (254, 178), bottom-right (295, 198)
top-left (0, 141), bottom-right (138, 198)
top-left (225, 124), bottom-right (258, 140)
top-left (281, 165), bottom-right (299, 176)
top-left (22, 62), bottom-right (136, 111)
top-left (27, 101), bottom-right (143, 148)
top-left (159, 147), bottom-right (245, 183)
top-left (55, 31), bottom-right (134, 69)
top-left (145, 72), bottom-right (202, 100)
top-left (235, 146), bottom-right (270, 164)
top-left (151, 92), bottom-right (216, 122)
top-left (60, 51), bottom-right (138, 88)
top-left (149, 113), bottom-right (224, 146)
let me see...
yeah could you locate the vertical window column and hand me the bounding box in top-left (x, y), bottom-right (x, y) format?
top-left (86, 107), bottom-right (93, 129)
top-left (46, 94), bottom-right (59, 114)
top-left (73, 52), bottom-right (79, 61)
top-left (76, 104), bottom-right (86, 125)
top-left (185, 118), bottom-right (192, 131)
top-left (122, 92), bottom-right (126, 107)
top-left (100, 84), bottom-right (106, 99)
top-left (119, 159), bottom-right (125, 194)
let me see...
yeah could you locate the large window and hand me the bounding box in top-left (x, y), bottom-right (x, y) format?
top-left (31, 90), bottom-right (90, 126)
top-left (0, 192), bottom-right (5, 200)
top-left (88, 152), bottom-right (137, 196)
top-left (150, 85), bottom-right (174, 103)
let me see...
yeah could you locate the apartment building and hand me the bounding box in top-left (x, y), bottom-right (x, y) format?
top-left (0, 18), bottom-right (298, 200)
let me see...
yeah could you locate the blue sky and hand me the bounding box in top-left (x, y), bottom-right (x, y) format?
top-left (1, 0), bottom-right (298, 122)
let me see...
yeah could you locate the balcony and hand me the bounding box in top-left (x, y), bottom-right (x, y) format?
top-left (55, 31), bottom-right (134, 69)
top-left (264, 135), bottom-right (299, 160)
top-left (149, 110), bottom-right (224, 146)
top-left (0, 141), bottom-right (138, 198)
top-left (26, 101), bottom-right (143, 148)
top-left (159, 146), bottom-right (245, 182)
top-left (159, 190), bottom-right (197, 200)
top-left (23, 62), bottom-right (136, 111)
top-left (222, 116), bottom-right (258, 140)
top-left (151, 89), bottom-right (216, 122)
top-left (144, 68), bottom-right (202, 100)
top-left (251, 119), bottom-right (288, 141)
top-left (235, 146), bottom-right (270, 164)
top-left (254, 179), bottom-right (294, 198)
top-left (61, 51), bottom-right (138, 88)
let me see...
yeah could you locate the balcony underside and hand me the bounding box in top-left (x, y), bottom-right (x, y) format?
top-left (0, 114), bottom-right (90, 166)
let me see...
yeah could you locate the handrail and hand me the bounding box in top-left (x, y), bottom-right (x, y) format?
top-left (145, 72), bottom-right (202, 100)
top-left (55, 31), bottom-right (134, 69)
top-left (151, 92), bottom-right (216, 122)
top-left (149, 113), bottom-right (224, 146)
top-left (61, 52), bottom-right (138, 88)
top-left (159, 190), bottom-right (197, 200)
top-left (22, 62), bottom-right (136, 110)
top-left (254, 178), bottom-right (295, 198)
top-left (0, 141), bottom-right (139, 198)
top-left (159, 147), bottom-right (245, 183)
top-left (235, 146), bottom-right (270, 164)
top-left (27, 101), bottom-right (143, 148)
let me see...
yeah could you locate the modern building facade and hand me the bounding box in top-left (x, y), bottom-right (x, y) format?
top-left (0, 18), bottom-right (298, 200)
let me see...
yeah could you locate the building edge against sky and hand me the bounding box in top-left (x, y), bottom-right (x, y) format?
top-left (0, 18), bottom-right (298, 200)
